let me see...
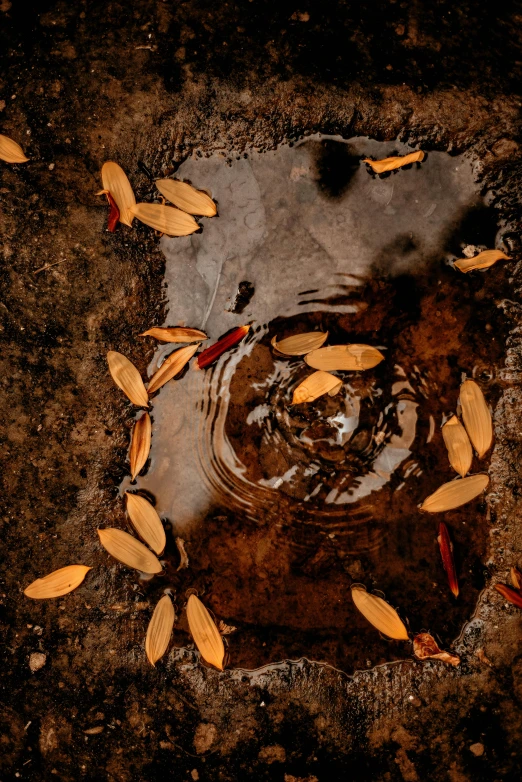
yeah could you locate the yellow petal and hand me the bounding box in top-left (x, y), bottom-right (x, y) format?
top-left (420, 474), bottom-right (489, 512)
top-left (292, 370), bottom-right (341, 404)
top-left (156, 179), bottom-right (217, 217)
top-left (511, 567), bottom-right (522, 591)
top-left (186, 594), bottom-right (225, 670)
top-left (107, 351), bottom-right (149, 407)
top-left (442, 415), bottom-right (473, 478)
top-left (0, 134), bottom-right (29, 163)
top-left (175, 537), bottom-right (189, 570)
top-left (351, 586), bottom-right (409, 640)
top-left (130, 203), bottom-right (199, 236)
top-left (97, 528), bottom-right (162, 574)
top-left (305, 344), bottom-right (384, 371)
top-left (145, 594), bottom-right (175, 666)
top-left (363, 150), bottom-right (424, 173)
top-left (101, 161), bottom-right (136, 227)
top-left (125, 493), bottom-right (166, 555)
top-left (459, 380), bottom-right (493, 458)
top-left (140, 327), bottom-right (208, 343)
top-left (148, 343), bottom-right (199, 395)
top-left (454, 249), bottom-right (510, 273)
top-left (271, 331), bottom-right (328, 356)
top-left (129, 412), bottom-right (151, 481)
top-left (24, 565), bottom-right (91, 599)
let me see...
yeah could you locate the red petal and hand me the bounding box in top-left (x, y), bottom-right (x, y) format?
top-left (106, 191), bottom-right (120, 232)
top-left (437, 522), bottom-right (459, 598)
top-left (495, 583), bottom-right (522, 609)
top-left (196, 326), bottom-right (250, 369)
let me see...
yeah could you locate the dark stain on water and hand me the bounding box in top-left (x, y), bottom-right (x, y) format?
top-left (120, 136), bottom-right (511, 673)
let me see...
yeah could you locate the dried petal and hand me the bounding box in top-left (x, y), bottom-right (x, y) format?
top-left (511, 567), bottom-right (522, 592)
top-left (438, 522), bottom-right (459, 597)
top-left (186, 594), bottom-right (225, 670)
top-left (101, 161), bottom-right (136, 227)
top-left (420, 474), bottom-right (489, 512)
top-left (350, 585), bottom-right (409, 640)
top-left (271, 331), bottom-right (328, 356)
top-left (97, 189), bottom-right (120, 232)
top-left (413, 633), bottom-right (460, 666)
top-left (145, 594), bottom-right (175, 666)
top-left (125, 492), bottom-right (166, 555)
top-left (0, 134), bottom-right (29, 163)
top-left (305, 344), bottom-right (384, 371)
top-left (107, 351), bottom-right (149, 407)
top-left (98, 528), bottom-right (162, 574)
top-left (129, 412), bottom-right (151, 481)
top-left (148, 343), bottom-right (199, 395)
top-left (363, 150), bottom-right (424, 174)
top-left (130, 203), bottom-right (199, 236)
top-left (494, 583), bottom-right (522, 609)
top-left (156, 179), bottom-right (217, 217)
top-left (442, 415), bottom-right (472, 478)
top-left (24, 565), bottom-right (91, 599)
top-left (140, 327), bottom-right (208, 343)
top-left (292, 370), bottom-right (342, 404)
top-left (328, 380), bottom-right (343, 396)
top-left (460, 380), bottom-right (492, 458)
top-left (454, 249), bottom-right (510, 273)
top-left (196, 326), bottom-right (250, 369)
top-left (176, 537), bottom-right (189, 570)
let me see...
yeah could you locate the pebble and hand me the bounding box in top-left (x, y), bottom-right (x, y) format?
top-left (29, 652), bottom-right (46, 672)
top-left (469, 742), bottom-right (484, 757)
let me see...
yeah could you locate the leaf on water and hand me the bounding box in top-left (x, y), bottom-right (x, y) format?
top-left (438, 522), bottom-right (459, 597)
top-left (0, 134), bottom-right (29, 163)
top-left (511, 566), bottom-right (522, 592)
top-left (145, 594), bottom-right (175, 666)
top-left (454, 249), bottom-right (510, 273)
top-left (156, 179), bottom-right (217, 217)
top-left (442, 415), bottom-right (472, 478)
top-left (362, 150), bottom-right (424, 174)
top-left (305, 344), bottom-right (384, 371)
top-left (125, 492), bottom-right (166, 555)
top-left (175, 537), bottom-right (189, 571)
top-left (292, 370), bottom-right (342, 404)
top-left (129, 412), bottom-right (151, 481)
top-left (24, 565), bottom-right (91, 599)
top-left (98, 528), bottom-right (162, 574)
top-left (350, 585), bottom-right (409, 640)
top-left (420, 473), bottom-right (489, 512)
top-left (271, 331), bottom-right (328, 356)
top-left (100, 161), bottom-right (136, 227)
top-left (140, 327), bottom-right (208, 343)
top-left (459, 379), bottom-right (492, 458)
top-left (186, 594), bottom-right (225, 670)
top-left (413, 633), bottom-right (460, 666)
top-left (130, 203), bottom-right (199, 236)
top-left (494, 583), bottom-right (522, 609)
top-left (148, 343), bottom-right (200, 395)
top-left (107, 350), bottom-right (149, 407)
top-left (196, 326), bottom-right (250, 369)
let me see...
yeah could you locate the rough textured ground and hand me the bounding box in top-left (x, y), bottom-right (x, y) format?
top-left (1, 1), bottom-right (522, 780)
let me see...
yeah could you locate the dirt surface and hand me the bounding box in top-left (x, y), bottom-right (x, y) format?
top-left (1, 1), bottom-right (522, 780)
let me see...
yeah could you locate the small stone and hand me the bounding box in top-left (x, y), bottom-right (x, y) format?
top-left (84, 726), bottom-right (104, 735)
top-left (469, 742), bottom-right (484, 757)
top-left (48, 163), bottom-right (55, 171)
top-left (29, 652), bottom-right (46, 672)
top-left (191, 771), bottom-right (199, 781)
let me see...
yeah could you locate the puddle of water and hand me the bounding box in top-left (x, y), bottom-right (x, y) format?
top-left (120, 136), bottom-right (508, 672)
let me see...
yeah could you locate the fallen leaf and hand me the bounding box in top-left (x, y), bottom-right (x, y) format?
top-left (362, 150), bottom-right (424, 173)
top-left (292, 370), bottom-right (342, 404)
top-left (175, 537), bottom-right (189, 571)
top-left (304, 344), bottom-right (384, 371)
top-left (420, 474), bottom-right (489, 512)
top-left (156, 179), bottom-right (217, 217)
top-left (130, 203), bottom-right (199, 236)
top-left (129, 412), bottom-right (151, 481)
top-left (186, 594), bottom-right (225, 670)
top-left (494, 583), bottom-right (522, 609)
top-left (107, 350), bottom-right (149, 407)
top-left (442, 415), bottom-right (472, 478)
top-left (98, 528), bottom-right (162, 574)
top-left (0, 134), bottom-right (29, 163)
top-left (24, 565), bottom-right (91, 599)
top-left (438, 522), bottom-right (459, 597)
top-left (97, 189), bottom-right (120, 232)
top-left (196, 325), bottom-right (250, 369)
top-left (125, 492), bottom-right (166, 555)
top-left (140, 327), bottom-right (208, 343)
top-left (511, 566), bottom-right (522, 592)
top-left (350, 585), bottom-right (409, 640)
top-left (100, 161), bottom-right (136, 227)
top-left (460, 379), bottom-right (492, 458)
top-left (413, 633), bottom-right (460, 666)
top-left (148, 343), bottom-right (199, 395)
top-left (145, 594), bottom-right (175, 666)
top-left (454, 249), bottom-right (510, 273)
top-left (271, 331), bottom-right (328, 356)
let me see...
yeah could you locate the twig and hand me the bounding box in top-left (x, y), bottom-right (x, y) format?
top-left (33, 259), bottom-right (69, 275)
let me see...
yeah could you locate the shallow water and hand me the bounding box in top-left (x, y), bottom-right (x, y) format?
top-left (120, 136), bottom-right (508, 671)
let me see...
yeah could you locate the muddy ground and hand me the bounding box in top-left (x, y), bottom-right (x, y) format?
top-left (1, 1), bottom-right (522, 780)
